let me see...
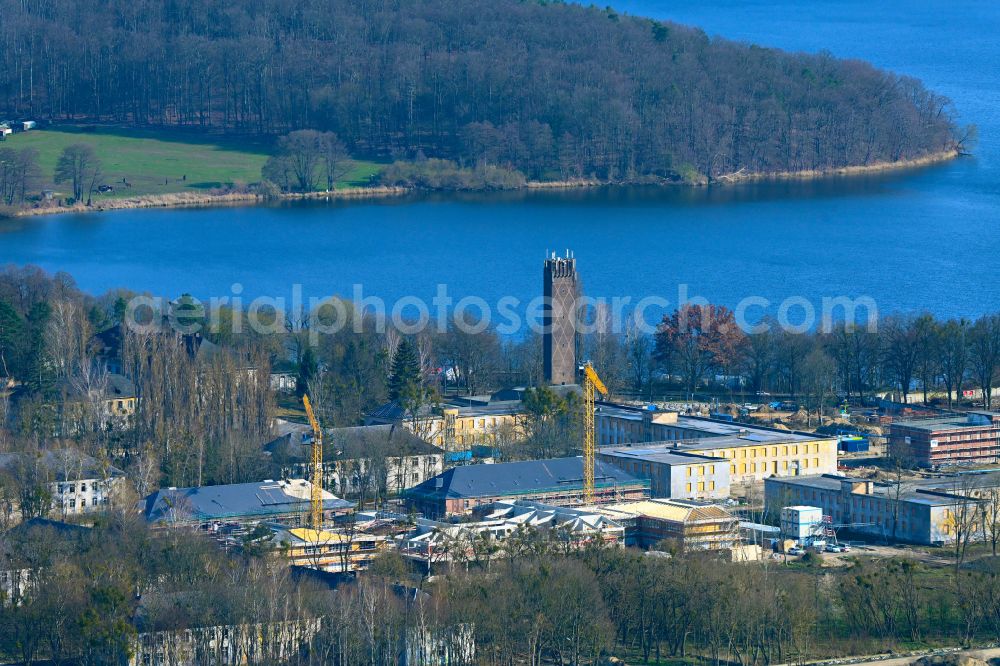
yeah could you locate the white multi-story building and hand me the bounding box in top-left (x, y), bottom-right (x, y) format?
top-left (267, 423), bottom-right (445, 498)
top-left (0, 449), bottom-right (126, 519)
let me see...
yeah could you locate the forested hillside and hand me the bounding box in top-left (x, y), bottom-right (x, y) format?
top-left (0, 0), bottom-right (958, 182)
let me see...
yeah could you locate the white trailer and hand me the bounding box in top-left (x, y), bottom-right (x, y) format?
top-left (780, 505), bottom-right (823, 542)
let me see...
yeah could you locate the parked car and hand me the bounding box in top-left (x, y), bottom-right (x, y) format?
top-left (787, 546), bottom-right (805, 556)
top-left (840, 544), bottom-right (851, 552)
top-left (824, 544), bottom-right (843, 553)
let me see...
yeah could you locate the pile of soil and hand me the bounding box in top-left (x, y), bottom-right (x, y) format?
top-left (787, 408), bottom-right (810, 425)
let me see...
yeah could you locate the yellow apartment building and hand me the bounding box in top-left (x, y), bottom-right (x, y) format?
top-left (685, 436), bottom-right (839, 485)
top-left (596, 403), bottom-right (838, 486)
top-left (366, 400), bottom-right (525, 450)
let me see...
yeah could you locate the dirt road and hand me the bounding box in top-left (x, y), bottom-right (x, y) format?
top-left (797, 647), bottom-right (1000, 666)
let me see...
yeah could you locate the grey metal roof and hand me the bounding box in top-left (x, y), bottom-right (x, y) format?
top-left (767, 471), bottom-right (1000, 508)
top-left (595, 404), bottom-right (821, 442)
top-left (5, 517), bottom-right (92, 538)
top-left (265, 424), bottom-right (442, 460)
top-left (405, 456), bottom-right (648, 500)
top-left (0, 449), bottom-right (124, 482)
top-left (57, 372), bottom-right (136, 401)
top-left (599, 446), bottom-right (719, 466)
top-left (674, 431), bottom-right (820, 450)
top-left (367, 400), bottom-right (429, 421)
top-left (891, 414), bottom-right (996, 431)
top-left (143, 479), bottom-right (353, 524)
top-left (367, 397), bottom-right (525, 422)
top-left (765, 473), bottom-right (847, 491)
top-left (329, 424), bottom-right (441, 457)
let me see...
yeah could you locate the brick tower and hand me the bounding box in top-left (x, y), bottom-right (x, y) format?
top-left (543, 251), bottom-right (579, 386)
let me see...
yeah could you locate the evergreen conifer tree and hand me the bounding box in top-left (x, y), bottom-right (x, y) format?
top-left (388, 338), bottom-right (422, 408)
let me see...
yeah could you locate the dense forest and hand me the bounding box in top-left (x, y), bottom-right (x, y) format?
top-left (0, 0), bottom-right (959, 182)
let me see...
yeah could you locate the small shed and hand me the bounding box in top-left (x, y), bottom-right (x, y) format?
top-left (21, 120), bottom-right (37, 131)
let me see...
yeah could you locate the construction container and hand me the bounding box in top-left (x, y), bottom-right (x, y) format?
top-left (838, 435), bottom-right (869, 453)
top-left (780, 506), bottom-right (823, 541)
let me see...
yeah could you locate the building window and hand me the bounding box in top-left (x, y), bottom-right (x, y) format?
top-left (813, 458), bottom-right (820, 467)
top-left (709, 465), bottom-right (715, 474)
top-left (730, 465), bottom-right (736, 474)
top-left (81, 483), bottom-right (88, 492)
top-left (686, 483), bottom-right (692, 492)
top-left (709, 481), bottom-right (715, 491)
top-left (686, 468), bottom-right (692, 477)
top-left (697, 482), bottom-right (705, 492)
top-left (698, 466), bottom-right (705, 475)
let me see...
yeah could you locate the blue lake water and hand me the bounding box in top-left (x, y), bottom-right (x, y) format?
top-left (1, 0), bottom-right (998, 321)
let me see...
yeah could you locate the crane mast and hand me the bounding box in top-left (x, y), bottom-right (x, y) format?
top-left (580, 363), bottom-right (608, 504)
top-left (302, 395), bottom-right (324, 530)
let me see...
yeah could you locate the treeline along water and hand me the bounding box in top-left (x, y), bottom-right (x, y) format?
top-left (0, 0), bottom-right (998, 320)
top-left (0, 0), bottom-right (956, 181)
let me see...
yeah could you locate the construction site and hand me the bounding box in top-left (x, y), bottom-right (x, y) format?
top-left (135, 253), bottom-right (1000, 575)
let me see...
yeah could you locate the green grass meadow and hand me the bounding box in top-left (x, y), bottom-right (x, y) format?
top-left (3, 125), bottom-right (382, 199)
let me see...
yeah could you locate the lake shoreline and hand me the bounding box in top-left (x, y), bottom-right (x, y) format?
top-left (712, 148), bottom-right (960, 184)
top-left (12, 185), bottom-right (411, 218)
top-left (10, 148), bottom-right (960, 218)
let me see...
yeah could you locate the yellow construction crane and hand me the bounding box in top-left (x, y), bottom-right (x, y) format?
top-left (580, 362), bottom-right (608, 504)
top-left (302, 395), bottom-right (324, 530)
